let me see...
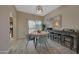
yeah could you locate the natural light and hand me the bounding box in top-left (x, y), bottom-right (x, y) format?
top-left (28, 20), bottom-right (42, 33)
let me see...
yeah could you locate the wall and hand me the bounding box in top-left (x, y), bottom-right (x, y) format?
top-left (17, 11), bottom-right (44, 39)
top-left (0, 5), bottom-right (17, 53)
top-left (10, 6), bottom-right (18, 40)
top-left (2, 5), bottom-right (79, 53)
top-left (44, 5), bottom-right (79, 30)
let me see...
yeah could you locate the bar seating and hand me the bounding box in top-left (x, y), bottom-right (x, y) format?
top-left (52, 33), bottom-right (60, 43)
top-left (62, 29), bottom-right (75, 50)
top-left (49, 32), bottom-right (54, 40)
top-left (46, 28), bottom-right (60, 43)
top-left (46, 28), bottom-right (53, 39)
top-left (46, 28), bottom-right (79, 53)
top-left (62, 35), bottom-right (74, 50)
top-left (49, 30), bottom-right (61, 44)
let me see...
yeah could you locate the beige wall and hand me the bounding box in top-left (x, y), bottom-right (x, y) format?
top-left (1, 5), bottom-right (79, 53)
top-left (10, 6), bottom-right (18, 40)
top-left (0, 5), bottom-right (17, 53)
top-left (0, 5), bottom-right (44, 53)
top-left (17, 11), bottom-right (44, 39)
top-left (44, 5), bottom-right (79, 30)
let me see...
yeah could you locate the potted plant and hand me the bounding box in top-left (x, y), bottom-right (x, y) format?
top-left (41, 23), bottom-right (45, 31)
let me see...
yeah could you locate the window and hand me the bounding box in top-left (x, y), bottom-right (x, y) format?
top-left (36, 20), bottom-right (42, 30)
top-left (28, 20), bottom-right (36, 33)
top-left (28, 20), bottom-right (42, 33)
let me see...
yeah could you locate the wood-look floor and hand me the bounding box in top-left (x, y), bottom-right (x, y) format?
top-left (9, 38), bottom-right (76, 54)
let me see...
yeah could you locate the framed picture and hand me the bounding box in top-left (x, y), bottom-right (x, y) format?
top-left (52, 15), bottom-right (62, 28)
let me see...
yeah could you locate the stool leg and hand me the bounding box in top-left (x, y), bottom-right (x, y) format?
top-left (63, 36), bottom-right (65, 46)
top-left (70, 38), bottom-right (74, 50)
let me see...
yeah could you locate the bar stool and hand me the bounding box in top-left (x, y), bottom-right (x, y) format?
top-left (53, 33), bottom-right (60, 43)
top-left (62, 35), bottom-right (74, 50)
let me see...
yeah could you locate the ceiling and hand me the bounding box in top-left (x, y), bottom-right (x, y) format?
top-left (15, 5), bottom-right (61, 16)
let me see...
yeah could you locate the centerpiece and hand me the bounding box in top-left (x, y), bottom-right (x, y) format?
top-left (37, 30), bottom-right (41, 33)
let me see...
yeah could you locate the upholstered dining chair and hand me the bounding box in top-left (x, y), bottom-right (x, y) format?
top-left (26, 34), bottom-right (35, 48)
top-left (36, 34), bottom-right (49, 50)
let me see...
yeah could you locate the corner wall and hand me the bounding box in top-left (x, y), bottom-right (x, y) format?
top-left (17, 11), bottom-right (44, 39)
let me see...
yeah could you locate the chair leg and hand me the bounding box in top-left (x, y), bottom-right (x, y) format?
top-left (33, 39), bottom-right (37, 48)
top-left (45, 42), bottom-right (48, 49)
top-left (26, 40), bottom-right (29, 48)
top-left (44, 42), bottom-right (51, 53)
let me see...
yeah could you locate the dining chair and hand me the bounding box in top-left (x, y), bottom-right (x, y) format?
top-left (26, 34), bottom-right (35, 48)
top-left (36, 34), bottom-right (49, 50)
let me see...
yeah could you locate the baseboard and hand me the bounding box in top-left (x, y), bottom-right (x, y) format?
top-left (0, 51), bottom-right (8, 54)
top-left (18, 36), bottom-right (26, 39)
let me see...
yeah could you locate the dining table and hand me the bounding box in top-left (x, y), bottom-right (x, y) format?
top-left (29, 31), bottom-right (49, 48)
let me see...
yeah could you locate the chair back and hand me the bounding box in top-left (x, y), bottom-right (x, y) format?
top-left (26, 34), bottom-right (35, 41)
top-left (37, 34), bottom-right (48, 44)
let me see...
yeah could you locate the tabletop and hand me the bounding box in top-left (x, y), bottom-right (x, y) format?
top-left (30, 31), bottom-right (49, 36)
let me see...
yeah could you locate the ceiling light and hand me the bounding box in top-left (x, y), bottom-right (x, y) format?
top-left (36, 5), bottom-right (43, 14)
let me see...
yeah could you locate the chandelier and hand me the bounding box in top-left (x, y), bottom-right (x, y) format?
top-left (36, 5), bottom-right (43, 14)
